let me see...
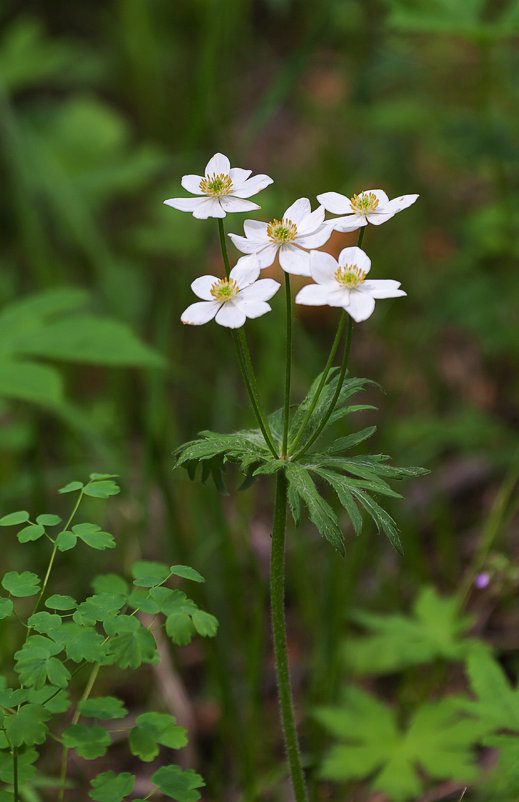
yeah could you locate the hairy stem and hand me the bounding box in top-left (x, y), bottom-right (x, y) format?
top-left (217, 218), bottom-right (231, 278)
top-left (270, 472), bottom-right (308, 802)
top-left (232, 332), bottom-right (278, 458)
top-left (288, 310), bottom-right (347, 455)
top-left (13, 747), bottom-right (18, 802)
top-left (293, 316), bottom-right (353, 459)
top-left (282, 273), bottom-right (293, 457)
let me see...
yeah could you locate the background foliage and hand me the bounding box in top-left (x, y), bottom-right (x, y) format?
top-left (1, 0), bottom-right (518, 799)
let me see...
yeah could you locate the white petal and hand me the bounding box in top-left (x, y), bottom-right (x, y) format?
top-left (384, 193), bottom-right (419, 214)
top-left (346, 291), bottom-right (376, 322)
top-left (215, 301), bottom-right (246, 328)
top-left (362, 280), bottom-right (406, 299)
top-left (279, 244), bottom-right (311, 276)
top-left (181, 174), bottom-right (205, 195)
top-left (283, 197), bottom-right (311, 225)
top-left (240, 278), bottom-right (280, 302)
top-left (366, 211), bottom-right (395, 226)
top-left (242, 243), bottom-right (278, 269)
top-left (192, 197), bottom-right (226, 219)
top-left (310, 250), bottom-right (338, 284)
top-left (243, 219), bottom-right (269, 240)
top-left (220, 196), bottom-right (260, 213)
top-left (232, 174), bottom-right (274, 198)
top-left (164, 197), bottom-right (206, 213)
top-left (228, 233), bottom-right (264, 255)
top-left (230, 260), bottom-right (260, 288)
top-left (241, 300), bottom-right (272, 319)
top-left (296, 205), bottom-right (325, 236)
top-left (330, 214), bottom-right (367, 233)
top-left (295, 284), bottom-right (336, 306)
top-left (191, 275), bottom-right (220, 300)
top-left (316, 191), bottom-right (350, 215)
top-left (297, 224), bottom-right (333, 250)
top-left (229, 167), bottom-right (252, 187)
top-left (338, 246), bottom-right (371, 275)
top-left (205, 153), bottom-right (230, 176)
top-left (181, 301), bottom-right (220, 326)
top-left (365, 189), bottom-right (390, 206)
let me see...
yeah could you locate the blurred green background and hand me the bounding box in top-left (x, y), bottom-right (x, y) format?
top-left (1, 0), bottom-right (518, 799)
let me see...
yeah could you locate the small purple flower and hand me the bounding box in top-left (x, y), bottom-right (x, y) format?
top-left (475, 572), bottom-right (490, 589)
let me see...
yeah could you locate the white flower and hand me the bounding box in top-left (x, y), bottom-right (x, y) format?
top-left (228, 197), bottom-right (332, 276)
top-left (295, 247), bottom-right (406, 322)
top-left (316, 189), bottom-right (419, 231)
top-left (181, 261), bottom-right (280, 329)
top-left (164, 153), bottom-right (273, 219)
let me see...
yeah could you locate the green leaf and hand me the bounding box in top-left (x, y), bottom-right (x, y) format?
top-left (27, 612), bottom-right (62, 634)
top-left (129, 712), bottom-right (187, 762)
top-left (91, 574), bottom-right (129, 596)
top-left (0, 598), bottom-right (13, 619)
top-left (165, 613), bottom-right (195, 647)
top-left (309, 467), bottom-right (363, 535)
top-left (14, 635), bottom-right (67, 689)
top-left (83, 480), bottom-right (120, 499)
top-left (36, 514), bottom-right (62, 526)
top-left (151, 765), bottom-right (205, 801)
top-left (346, 586), bottom-right (481, 675)
top-left (89, 473), bottom-right (119, 481)
top-left (0, 511), bottom-right (29, 526)
top-left (72, 523), bottom-right (115, 550)
top-left (79, 697), bottom-right (128, 720)
top-left (17, 524), bottom-right (45, 543)
top-left (45, 594), bottom-right (77, 611)
top-left (169, 565), bottom-right (205, 583)
top-left (459, 650), bottom-right (519, 731)
top-left (192, 610), bottom-right (219, 638)
top-left (5, 704), bottom-right (51, 746)
top-left (56, 625), bottom-right (109, 664)
top-left (2, 571), bottom-right (41, 597)
top-left (132, 560), bottom-right (171, 587)
top-left (89, 771), bottom-right (135, 802)
top-left (0, 745), bottom-right (38, 784)
top-left (56, 530), bottom-right (77, 551)
top-left (323, 426), bottom-right (377, 454)
top-left (62, 724), bottom-right (111, 759)
top-left (58, 481), bottom-right (84, 494)
top-left (0, 359), bottom-right (63, 406)
top-left (107, 622), bottom-right (158, 669)
top-left (315, 688), bottom-right (483, 800)
top-left (73, 593), bottom-right (126, 626)
top-left (285, 464), bottom-right (344, 555)
top-left (350, 489), bottom-right (403, 553)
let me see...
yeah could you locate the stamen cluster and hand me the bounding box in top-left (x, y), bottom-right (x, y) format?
top-left (210, 277), bottom-right (239, 301)
top-left (200, 173), bottom-right (233, 198)
top-left (335, 264), bottom-right (366, 289)
top-left (267, 218), bottom-right (298, 244)
top-left (350, 192), bottom-right (379, 214)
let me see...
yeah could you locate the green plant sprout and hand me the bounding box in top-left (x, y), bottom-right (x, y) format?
top-left (0, 475), bottom-right (217, 801)
top-left (169, 152), bottom-right (426, 800)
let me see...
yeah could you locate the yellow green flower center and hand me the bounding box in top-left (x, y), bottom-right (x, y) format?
top-left (267, 218), bottom-right (298, 244)
top-left (210, 277), bottom-right (239, 302)
top-left (350, 192), bottom-right (379, 214)
top-left (335, 264), bottom-right (366, 289)
top-left (199, 173), bottom-right (233, 197)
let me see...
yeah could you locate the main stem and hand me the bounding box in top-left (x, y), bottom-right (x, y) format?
top-left (270, 472), bottom-right (308, 802)
top-left (282, 273), bottom-right (292, 456)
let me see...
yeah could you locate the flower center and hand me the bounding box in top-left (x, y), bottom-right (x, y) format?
top-left (350, 192), bottom-right (379, 215)
top-left (335, 264), bottom-right (366, 289)
top-left (199, 173), bottom-right (233, 197)
top-left (267, 218), bottom-right (298, 244)
top-left (210, 277), bottom-right (239, 302)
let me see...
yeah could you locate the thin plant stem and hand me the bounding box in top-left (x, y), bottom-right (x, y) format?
top-left (282, 273), bottom-right (292, 457)
top-left (13, 747), bottom-right (18, 802)
top-left (58, 662), bottom-right (101, 802)
top-left (232, 332), bottom-right (278, 458)
top-left (357, 225), bottom-right (366, 248)
top-left (218, 218), bottom-right (231, 278)
top-left (270, 472), bottom-right (308, 802)
top-left (288, 310), bottom-right (347, 455)
top-left (293, 317), bottom-right (353, 460)
top-left (458, 448), bottom-right (519, 607)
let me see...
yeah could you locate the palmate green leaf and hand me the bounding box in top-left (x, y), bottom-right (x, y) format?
top-left (0, 359), bottom-right (63, 407)
top-left (71, 523), bottom-right (115, 550)
top-left (0, 599), bottom-right (13, 619)
top-left (4, 704), bottom-right (51, 747)
top-left (151, 765), bottom-right (205, 801)
top-left (129, 712), bottom-right (187, 762)
top-left (27, 612), bottom-right (62, 635)
top-left (79, 697), bottom-right (128, 720)
top-left (459, 650), bottom-right (519, 731)
top-left (285, 464), bottom-right (344, 555)
top-left (14, 635), bottom-right (69, 689)
top-left (89, 771), bottom-right (135, 802)
top-left (0, 746), bottom-right (38, 784)
top-left (62, 724), bottom-right (111, 759)
top-left (73, 593), bottom-right (126, 626)
top-left (174, 429), bottom-right (272, 489)
top-left (52, 623), bottom-right (110, 664)
top-left (345, 587), bottom-right (481, 675)
top-left (2, 571), bottom-right (41, 597)
top-left (105, 617), bottom-right (158, 669)
top-left (315, 687), bottom-right (482, 801)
